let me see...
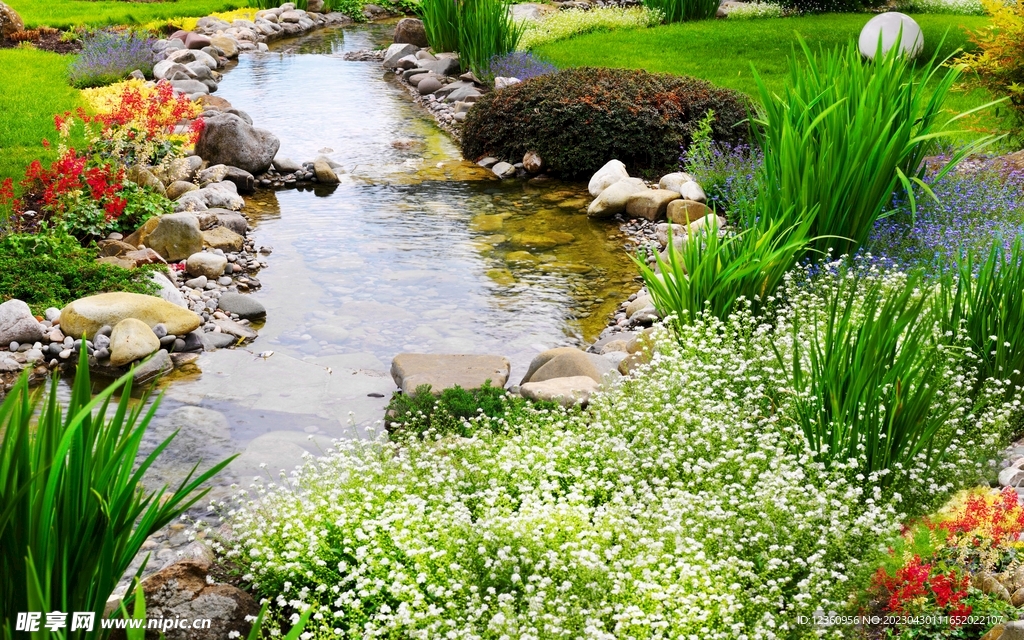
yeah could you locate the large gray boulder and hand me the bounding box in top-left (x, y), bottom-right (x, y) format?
top-left (195, 112), bottom-right (280, 175)
top-left (587, 178), bottom-right (646, 218)
top-left (521, 347), bottom-right (618, 385)
top-left (383, 43), bottom-right (419, 68)
top-left (391, 353), bottom-right (510, 395)
top-left (127, 213), bottom-right (203, 262)
top-left (0, 299), bottom-right (42, 345)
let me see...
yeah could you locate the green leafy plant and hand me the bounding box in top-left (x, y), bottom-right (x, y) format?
top-left (752, 36), bottom-right (997, 257)
top-left (0, 232), bottom-right (158, 314)
top-left (457, 0), bottom-right (525, 75)
top-left (776, 267), bottom-right (952, 491)
top-left (936, 237), bottom-right (1024, 398)
top-left (0, 348), bottom-right (236, 640)
top-left (642, 0), bottom-right (719, 23)
top-left (960, 0), bottom-right (1024, 136)
top-left (386, 381), bottom-right (558, 439)
top-left (462, 67), bottom-right (751, 178)
top-left (418, 0), bottom-right (460, 52)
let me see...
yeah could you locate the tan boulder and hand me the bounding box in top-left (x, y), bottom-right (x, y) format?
top-left (60, 292), bottom-right (201, 339)
top-left (97, 256), bottom-right (135, 269)
top-left (127, 165), bottom-right (166, 196)
top-left (167, 180), bottom-right (199, 201)
top-left (587, 178), bottom-right (646, 218)
top-left (521, 347), bottom-right (618, 385)
top-left (626, 189), bottom-right (679, 221)
top-left (209, 35), bottom-right (239, 58)
top-left (126, 213), bottom-right (203, 262)
top-left (391, 353), bottom-right (511, 395)
top-left (109, 318), bottom-right (160, 367)
top-left (520, 376), bottom-right (599, 408)
top-left (202, 225), bottom-right (245, 252)
top-left (666, 199), bottom-right (712, 225)
top-left (0, 2), bottom-right (24, 40)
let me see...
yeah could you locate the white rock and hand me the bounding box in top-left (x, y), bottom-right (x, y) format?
top-left (588, 159), bottom-right (629, 198)
top-left (520, 376), bottom-right (600, 408)
top-left (859, 12), bottom-right (923, 60)
top-left (151, 272), bottom-right (187, 308)
top-left (678, 180), bottom-right (706, 203)
top-left (658, 172), bottom-right (694, 193)
top-left (587, 178), bottom-right (646, 218)
top-left (0, 299), bottom-right (43, 346)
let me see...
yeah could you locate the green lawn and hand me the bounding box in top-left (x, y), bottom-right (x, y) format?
top-left (0, 49), bottom-right (84, 185)
top-left (7, 0), bottom-right (246, 28)
top-left (532, 14), bottom-right (1014, 140)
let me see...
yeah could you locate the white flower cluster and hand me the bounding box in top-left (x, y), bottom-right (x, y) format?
top-left (726, 2), bottom-right (786, 19)
top-left (220, 260), bottom-right (1015, 638)
top-left (893, 0), bottom-right (985, 14)
top-left (518, 7), bottom-right (664, 51)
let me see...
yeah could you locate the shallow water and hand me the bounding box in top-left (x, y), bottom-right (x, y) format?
top-left (127, 24), bottom-right (635, 492)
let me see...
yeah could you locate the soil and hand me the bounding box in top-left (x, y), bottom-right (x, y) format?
top-left (0, 30), bottom-right (82, 54)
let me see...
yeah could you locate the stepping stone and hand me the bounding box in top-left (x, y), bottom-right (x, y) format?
top-left (390, 353), bottom-right (510, 395)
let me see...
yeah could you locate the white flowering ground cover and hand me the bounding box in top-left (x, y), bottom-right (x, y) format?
top-left (726, 2), bottom-right (786, 19)
top-left (219, 263), bottom-right (1014, 639)
top-left (518, 7), bottom-right (664, 51)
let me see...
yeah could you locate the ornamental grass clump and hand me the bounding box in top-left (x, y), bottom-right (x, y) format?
top-left (68, 29), bottom-right (155, 89)
top-left (0, 350), bottom-right (234, 640)
top-left (419, 0), bottom-right (524, 73)
top-left (418, 0), bottom-right (460, 52)
top-left (753, 37), bottom-right (996, 258)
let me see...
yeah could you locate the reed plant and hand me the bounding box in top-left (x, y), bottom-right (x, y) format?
top-left (753, 36), bottom-right (996, 257)
top-left (457, 0), bottom-right (524, 74)
top-left (0, 348), bottom-right (234, 640)
top-left (936, 238), bottom-right (1024, 398)
top-left (642, 0), bottom-right (719, 22)
top-left (418, 0), bottom-right (460, 52)
top-left (778, 267), bottom-right (951, 489)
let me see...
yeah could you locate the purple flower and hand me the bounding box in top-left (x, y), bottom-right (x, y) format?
top-left (483, 52), bottom-right (556, 81)
top-left (681, 141), bottom-right (763, 217)
top-left (69, 29), bottom-right (155, 89)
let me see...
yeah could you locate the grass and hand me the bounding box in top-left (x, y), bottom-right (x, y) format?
top-left (0, 49), bottom-right (84, 185)
top-left (532, 14), bottom-right (1015, 140)
top-left (6, 0), bottom-right (246, 29)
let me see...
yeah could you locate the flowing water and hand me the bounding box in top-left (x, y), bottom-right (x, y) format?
top-left (129, 24), bottom-right (636, 496)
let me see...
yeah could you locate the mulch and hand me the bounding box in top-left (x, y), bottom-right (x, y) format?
top-left (0, 29), bottom-right (82, 54)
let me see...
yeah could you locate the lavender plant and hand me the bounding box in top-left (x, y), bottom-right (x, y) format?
top-left (868, 167), bottom-right (1024, 273)
top-left (482, 51), bottom-right (556, 80)
top-left (68, 29), bottom-right (154, 89)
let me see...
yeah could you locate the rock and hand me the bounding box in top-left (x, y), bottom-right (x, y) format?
top-left (521, 347), bottom-right (618, 385)
top-left (223, 166), bottom-right (256, 194)
top-left (980, 573), bottom-right (1013, 603)
top-left (477, 157), bottom-right (499, 169)
top-left (174, 191), bottom-right (209, 212)
top-left (98, 240), bottom-right (137, 257)
top-left (492, 162), bottom-right (516, 179)
top-left (658, 172), bottom-right (694, 193)
top-left (510, 2), bottom-right (556, 21)
top-left (666, 199), bottom-right (712, 225)
top-left (167, 180), bottom-right (199, 200)
top-left (97, 256), bottom-right (135, 269)
top-left (1002, 621), bottom-right (1024, 640)
top-left (195, 112), bottom-right (280, 175)
top-left (187, 252), bottom-right (228, 278)
top-left (202, 331), bottom-right (237, 350)
top-left (127, 165), bottom-right (167, 196)
top-left (587, 178), bottom-right (646, 218)
top-left (167, 48), bottom-right (218, 70)
top-left (0, 1), bottom-right (25, 40)
top-left (213, 318), bottom-right (257, 340)
top-left (209, 35), bottom-right (238, 58)
top-left (618, 352), bottom-right (648, 375)
top-left (170, 79), bottom-right (210, 96)
top-left (999, 461), bottom-right (1024, 487)
top-left (625, 294), bottom-right (653, 318)
top-left (272, 156), bottom-right (301, 173)
top-left (523, 151), bottom-right (543, 173)
top-left (203, 226), bottom-right (245, 252)
top-left (151, 272), bottom-right (187, 308)
top-left (307, 0), bottom-right (324, 11)
top-left (313, 157), bottom-right (340, 184)
top-left (678, 180), bottom-right (706, 203)
top-left (393, 17), bottom-right (428, 47)
top-left (417, 76), bottom-right (443, 95)
top-left (196, 94), bottom-right (233, 111)
top-left (210, 211), bottom-right (248, 236)
top-left (123, 248), bottom-right (166, 267)
top-left (383, 42), bottom-right (419, 68)
top-left (390, 353), bottom-right (511, 395)
top-left (152, 156), bottom-right (202, 185)
top-left (184, 275), bottom-right (208, 289)
top-left (418, 57), bottom-right (460, 77)
top-left (60, 293), bottom-right (202, 339)
top-left (198, 182), bottom-right (245, 211)
top-left (129, 213), bottom-right (203, 262)
top-left (109, 318), bottom-right (161, 367)
top-left (625, 189), bottom-right (680, 221)
top-left (588, 159), bottom-right (629, 197)
top-left (520, 376), bottom-right (598, 408)
top-left (185, 32), bottom-right (212, 50)
top-left (859, 12), bottom-right (923, 60)
top-left (494, 77), bottom-right (519, 90)
top-left (217, 292), bottom-right (266, 319)
top-left (0, 300), bottom-right (42, 346)
top-left (108, 560), bottom-right (258, 640)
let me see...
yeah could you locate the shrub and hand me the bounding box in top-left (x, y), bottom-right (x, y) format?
top-left (68, 29), bottom-right (155, 89)
top-left (385, 382), bottom-right (558, 439)
top-left (461, 67), bottom-right (751, 178)
top-left (0, 351), bottom-right (234, 640)
top-left (517, 6), bottom-right (663, 50)
top-left (753, 38), bottom-right (990, 257)
top-left (482, 51), bottom-right (556, 80)
top-left (960, 0), bottom-right (1024, 136)
top-left (642, 0), bottom-right (718, 22)
top-left (0, 233), bottom-right (158, 313)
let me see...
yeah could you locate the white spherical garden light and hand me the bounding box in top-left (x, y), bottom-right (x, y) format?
top-left (858, 12), bottom-right (924, 60)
